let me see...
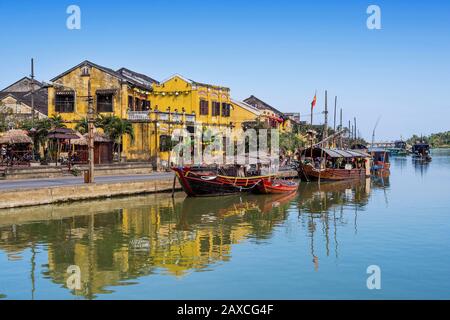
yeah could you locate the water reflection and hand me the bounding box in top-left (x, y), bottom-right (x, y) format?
top-left (0, 176), bottom-right (387, 299)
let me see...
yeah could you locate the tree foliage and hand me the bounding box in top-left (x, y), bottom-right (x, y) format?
top-left (407, 131), bottom-right (450, 148)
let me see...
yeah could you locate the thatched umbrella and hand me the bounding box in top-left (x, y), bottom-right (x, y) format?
top-left (46, 128), bottom-right (79, 165)
top-left (0, 130), bottom-right (33, 145)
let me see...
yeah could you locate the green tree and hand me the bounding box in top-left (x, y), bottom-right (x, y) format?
top-left (75, 117), bottom-right (89, 134)
top-left (96, 115), bottom-right (134, 158)
top-left (48, 114), bottom-right (66, 129)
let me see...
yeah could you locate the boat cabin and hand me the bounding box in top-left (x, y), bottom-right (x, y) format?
top-left (368, 147), bottom-right (390, 171)
top-left (412, 143), bottom-right (431, 158)
top-left (302, 147), bottom-right (371, 170)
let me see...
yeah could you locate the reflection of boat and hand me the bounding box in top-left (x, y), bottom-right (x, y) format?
top-left (179, 192), bottom-right (296, 221)
top-left (255, 179), bottom-right (298, 194)
top-left (300, 147), bottom-right (371, 181)
top-left (172, 166), bottom-right (273, 197)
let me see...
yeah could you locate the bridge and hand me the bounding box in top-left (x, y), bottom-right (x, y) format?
top-left (371, 142), bottom-right (396, 148)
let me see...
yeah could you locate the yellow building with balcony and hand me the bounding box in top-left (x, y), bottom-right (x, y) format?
top-left (47, 61), bottom-right (264, 166)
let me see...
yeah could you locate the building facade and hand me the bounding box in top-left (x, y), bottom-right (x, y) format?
top-left (0, 77), bottom-right (48, 123)
top-left (47, 61), bottom-right (262, 165)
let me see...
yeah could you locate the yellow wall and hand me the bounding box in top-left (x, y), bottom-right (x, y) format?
top-left (48, 69), bottom-right (262, 163)
top-left (48, 64), bottom-right (153, 161)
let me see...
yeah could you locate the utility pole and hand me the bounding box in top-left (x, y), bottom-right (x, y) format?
top-left (333, 96), bottom-right (337, 147)
top-left (333, 96), bottom-right (337, 132)
top-left (323, 90), bottom-right (328, 147)
top-left (87, 79), bottom-right (95, 183)
top-left (30, 58), bottom-right (35, 125)
top-left (348, 120), bottom-right (352, 147)
top-left (339, 108), bottom-right (343, 149)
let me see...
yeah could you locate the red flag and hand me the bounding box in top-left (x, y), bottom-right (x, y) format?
top-left (311, 94), bottom-right (317, 109)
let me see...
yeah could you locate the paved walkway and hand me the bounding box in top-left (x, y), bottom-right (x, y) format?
top-left (0, 172), bottom-right (175, 191)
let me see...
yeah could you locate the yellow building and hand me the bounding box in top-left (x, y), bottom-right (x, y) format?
top-left (47, 61), bottom-right (158, 162)
top-left (47, 61), bottom-right (265, 166)
top-left (145, 75), bottom-right (261, 165)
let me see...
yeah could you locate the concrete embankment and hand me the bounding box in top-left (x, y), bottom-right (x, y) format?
top-left (0, 169), bottom-right (298, 209)
top-left (0, 177), bottom-right (181, 209)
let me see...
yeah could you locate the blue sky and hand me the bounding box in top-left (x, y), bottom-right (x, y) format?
top-left (1, 0), bottom-right (449, 140)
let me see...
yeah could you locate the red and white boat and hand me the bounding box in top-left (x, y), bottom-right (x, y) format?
top-left (256, 179), bottom-right (298, 194)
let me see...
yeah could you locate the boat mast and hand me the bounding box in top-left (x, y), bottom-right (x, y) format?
top-left (339, 108), bottom-right (343, 149)
top-left (323, 90), bottom-right (328, 147)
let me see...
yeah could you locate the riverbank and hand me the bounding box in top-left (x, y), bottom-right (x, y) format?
top-left (0, 175), bottom-right (181, 209)
top-left (0, 169), bottom-right (299, 209)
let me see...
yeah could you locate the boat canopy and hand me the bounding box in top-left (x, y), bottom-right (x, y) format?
top-left (303, 147), bottom-right (371, 159)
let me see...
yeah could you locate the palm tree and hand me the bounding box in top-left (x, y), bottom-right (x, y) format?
top-left (48, 114), bottom-right (66, 129)
top-left (96, 115), bottom-right (134, 160)
top-left (75, 117), bottom-right (88, 134)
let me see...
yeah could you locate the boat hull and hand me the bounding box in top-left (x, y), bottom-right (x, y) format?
top-left (256, 180), bottom-right (298, 194)
top-left (301, 163), bottom-right (367, 181)
top-left (173, 167), bottom-right (271, 197)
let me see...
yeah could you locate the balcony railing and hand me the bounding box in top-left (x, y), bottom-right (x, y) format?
top-left (185, 115), bottom-right (196, 123)
top-left (128, 111), bottom-right (150, 121)
top-left (157, 113), bottom-right (169, 121)
top-left (172, 114), bottom-right (182, 123)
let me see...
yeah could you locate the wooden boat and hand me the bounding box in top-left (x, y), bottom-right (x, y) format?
top-left (299, 147), bottom-right (371, 181)
top-left (368, 148), bottom-right (390, 171)
top-left (412, 143), bottom-right (432, 161)
top-left (255, 179), bottom-right (298, 194)
top-left (388, 140), bottom-right (409, 156)
top-left (172, 166), bottom-right (273, 197)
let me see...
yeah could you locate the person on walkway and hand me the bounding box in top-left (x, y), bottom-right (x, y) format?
top-left (0, 145), bottom-right (6, 163)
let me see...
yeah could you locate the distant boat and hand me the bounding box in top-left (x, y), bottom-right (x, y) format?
top-left (255, 179), bottom-right (298, 194)
top-left (368, 147), bottom-right (391, 171)
top-left (412, 143), bottom-right (432, 161)
top-left (299, 147), bottom-right (371, 181)
top-left (172, 166), bottom-right (274, 197)
top-left (388, 140), bottom-right (409, 156)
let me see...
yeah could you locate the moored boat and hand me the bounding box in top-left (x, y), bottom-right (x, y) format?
top-left (172, 166), bottom-right (274, 197)
top-left (368, 147), bottom-right (391, 171)
top-left (299, 147), bottom-right (371, 181)
top-left (412, 142), bottom-right (432, 161)
top-left (255, 179), bottom-right (299, 194)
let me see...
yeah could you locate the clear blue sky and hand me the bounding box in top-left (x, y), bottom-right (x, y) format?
top-left (1, 0), bottom-right (449, 140)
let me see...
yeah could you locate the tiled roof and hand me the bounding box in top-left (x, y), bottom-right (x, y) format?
top-left (243, 95), bottom-right (284, 117)
top-left (116, 68), bottom-right (159, 89)
top-left (50, 60), bottom-right (158, 91)
top-left (0, 88), bottom-right (48, 116)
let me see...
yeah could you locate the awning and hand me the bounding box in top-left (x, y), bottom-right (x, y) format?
top-left (304, 147), bottom-right (371, 158)
top-left (47, 128), bottom-right (79, 140)
top-left (96, 89), bottom-right (118, 95)
top-left (55, 90), bottom-right (75, 96)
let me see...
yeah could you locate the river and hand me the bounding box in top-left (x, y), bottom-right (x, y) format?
top-left (0, 149), bottom-right (449, 299)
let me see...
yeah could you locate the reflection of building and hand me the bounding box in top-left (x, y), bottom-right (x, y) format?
top-left (0, 193), bottom-right (292, 299)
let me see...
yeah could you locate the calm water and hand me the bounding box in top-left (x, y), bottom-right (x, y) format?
top-left (1, 149), bottom-right (450, 300)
